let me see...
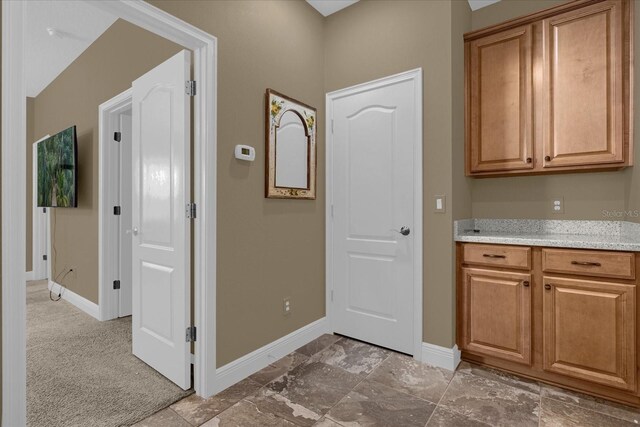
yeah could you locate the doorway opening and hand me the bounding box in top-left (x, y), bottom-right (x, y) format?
top-left (99, 89), bottom-right (134, 321)
top-left (3, 2), bottom-right (219, 425)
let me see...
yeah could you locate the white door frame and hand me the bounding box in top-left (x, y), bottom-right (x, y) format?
top-left (325, 68), bottom-right (424, 360)
top-left (99, 89), bottom-right (132, 321)
top-left (32, 135), bottom-right (51, 281)
top-left (2, 2), bottom-right (218, 425)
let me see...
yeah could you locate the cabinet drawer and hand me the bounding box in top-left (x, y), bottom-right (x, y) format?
top-left (542, 248), bottom-right (635, 280)
top-left (463, 244), bottom-right (531, 270)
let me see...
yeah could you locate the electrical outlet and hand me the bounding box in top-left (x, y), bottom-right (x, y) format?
top-left (552, 197), bottom-right (564, 214)
top-left (283, 297), bottom-right (291, 316)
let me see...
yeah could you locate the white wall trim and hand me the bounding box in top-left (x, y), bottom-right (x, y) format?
top-left (25, 271), bottom-right (35, 281)
top-left (98, 88), bottom-right (133, 322)
top-left (214, 318), bottom-right (330, 394)
top-left (32, 135), bottom-right (51, 282)
top-left (2, 1), bottom-right (27, 425)
top-left (325, 68), bottom-right (424, 360)
top-left (422, 342), bottom-right (461, 371)
top-left (3, 1), bottom-right (218, 423)
top-left (48, 280), bottom-right (100, 320)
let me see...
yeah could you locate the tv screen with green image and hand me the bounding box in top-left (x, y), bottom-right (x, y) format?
top-left (37, 125), bottom-right (78, 208)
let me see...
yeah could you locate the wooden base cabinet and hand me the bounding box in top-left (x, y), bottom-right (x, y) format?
top-left (543, 277), bottom-right (636, 391)
top-left (461, 268), bottom-right (532, 364)
top-left (457, 243), bottom-right (640, 406)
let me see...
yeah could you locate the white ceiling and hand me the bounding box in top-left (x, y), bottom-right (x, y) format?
top-left (306, 0), bottom-right (360, 17)
top-left (468, 0), bottom-right (501, 11)
top-left (306, 0), bottom-right (502, 16)
top-left (25, 1), bottom-right (117, 97)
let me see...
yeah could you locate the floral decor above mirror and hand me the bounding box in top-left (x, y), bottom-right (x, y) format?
top-left (265, 89), bottom-right (317, 199)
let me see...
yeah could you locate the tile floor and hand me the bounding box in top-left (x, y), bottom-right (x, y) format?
top-left (133, 334), bottom-right (640, 427)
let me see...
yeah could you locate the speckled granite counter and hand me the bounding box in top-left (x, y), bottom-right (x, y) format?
top-left (454, 219), bottom-right (640, 252)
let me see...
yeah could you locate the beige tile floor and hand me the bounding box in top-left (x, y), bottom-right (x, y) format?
top-left (133, 334), bottom-right (640, 426)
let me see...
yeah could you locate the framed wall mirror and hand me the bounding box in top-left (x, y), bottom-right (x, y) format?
top-left (265, 89), bottom-right (317, 199)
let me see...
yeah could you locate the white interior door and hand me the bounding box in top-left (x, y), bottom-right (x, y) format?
top-left (330, 73), bottom-right (420, 355)
top-left (132, 50), bottom-right (192, 389)
top-left (119, 111), bottom-right (133, 317)
top-left (32, 137), bottom-right (50, 281)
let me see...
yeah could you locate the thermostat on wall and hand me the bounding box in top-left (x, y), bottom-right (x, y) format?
top-left (235, 144), bottom-right (255, 161)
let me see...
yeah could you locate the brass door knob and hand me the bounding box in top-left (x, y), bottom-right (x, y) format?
top-left (545, 155), bottom-right (551, 161)
top-left (544, 284), bottom-right (551, 290)
top-left (523, 281), bottom-right (530, 287)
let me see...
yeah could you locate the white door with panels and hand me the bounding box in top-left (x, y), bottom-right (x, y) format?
top-left (329, 70), bottom-right (422, 355)
top-left (131, 50), bottom-right (192, 389)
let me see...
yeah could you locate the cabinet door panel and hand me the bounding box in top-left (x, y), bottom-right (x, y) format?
top-left (461, 268), bottom-right (532, 364)
top-left (469, 25), bottom-right (534, 173)
top-left (543, 277), bottom-right (635, 391)
top-left (543, 1), bottom-right (624, 167)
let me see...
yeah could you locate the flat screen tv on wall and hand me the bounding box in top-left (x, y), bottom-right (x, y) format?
top-left (37, 125), bottom-right (78, 208)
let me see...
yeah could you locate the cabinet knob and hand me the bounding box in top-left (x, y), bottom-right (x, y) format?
top-left (526, 157), bottom-right (532, 163)
top-left (545, 155), bottom-right (551, 162)
top-left (523, 281), bottom-right (530, 287)
top-left (544, 284), bottom-right (552, 290)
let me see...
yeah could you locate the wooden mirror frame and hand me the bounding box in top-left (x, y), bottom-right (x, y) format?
top-left (265, 88), bottom-right (317, 199)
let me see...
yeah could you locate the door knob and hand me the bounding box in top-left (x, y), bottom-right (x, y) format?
top-left (132, 227), bottom-right (139, 236)
top-left (400, 226), bottom-right (410, 236)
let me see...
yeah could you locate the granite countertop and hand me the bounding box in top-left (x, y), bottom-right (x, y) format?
top-left (454, 219), bottom-right (640, 252)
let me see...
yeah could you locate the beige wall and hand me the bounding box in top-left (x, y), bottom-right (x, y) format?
top-left (469, 0), bottom-right (640, 223)
top-left (325, 0), bottom-right (472, 348)
top-left (32, 20), bottom-right (182, 303)
top-left (148, 0), bottom-right (327, 366)
top-left (26, 98), bottom-right (34, 272)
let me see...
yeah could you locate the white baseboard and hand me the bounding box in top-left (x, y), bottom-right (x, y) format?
top-left (214, 317), bottom-right (330, 394)
top-left (25, 271), bottom-right (34, 281)
top-left (48, 280), bottom-right (100, 320)
top-left (421, 342), bottom-right (461, 371)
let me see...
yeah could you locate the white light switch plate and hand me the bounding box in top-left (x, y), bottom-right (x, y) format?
top-left (435, 195), bottom-right (446, 213)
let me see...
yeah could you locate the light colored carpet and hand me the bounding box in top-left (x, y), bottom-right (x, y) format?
top-left (27, 280), bottom-right (192, 427)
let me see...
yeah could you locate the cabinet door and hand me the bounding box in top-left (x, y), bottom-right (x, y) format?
top-left (543, 277), bottom-right (636, 391)
top-left (542, 0), bottom-right (624, 168)
top-left (468, 25), bottom-right (533, 174)
top-left (461, 268), bottom-right (532, 364)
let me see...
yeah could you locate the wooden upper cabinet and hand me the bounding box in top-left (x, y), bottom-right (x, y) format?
top-left (461, 268), bottom-right (532, 365)
top-left (543, 276), bottom-right (636, 391)
top-left (542, 1), bottom-right (625, 168)
top-left (464, 0), bottom-right (632, 177)
top-left (467, 25), bottom-right (533, 173)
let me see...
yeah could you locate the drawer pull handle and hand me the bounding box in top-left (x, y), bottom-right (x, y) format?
top-left (544, 284), bottom-right (552, 290)
top-left (571, 261), bottom-right (602, 267)
top-left (523, 281), bottom-right (530, 287)
top-left (483, 254), bottom-right (506, 259)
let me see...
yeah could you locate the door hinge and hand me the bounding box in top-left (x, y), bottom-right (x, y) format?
top-left (185, 80), bottom-right (196, 96)
top-left (114, 206), bottom-right (121, 216)
top-left (186, 203), bottom-right (197, 219)
top-left (331, 204), bottom-right (334, 219)
top-left (331, 119), bottom-right (334, 134)
top-left (113, 280), bottom-right (121, 290)
top-left (331, 290), bottom-right (334, 302)
top-left (42, 207), bottom-right (47, 213)
top-left (43, 254), bottom-right (48, 261)
top-left (114, 131), bottom-right (122, 142)
top-left (186, 326), bottom-right (197, 342)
